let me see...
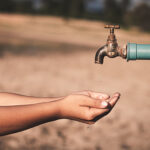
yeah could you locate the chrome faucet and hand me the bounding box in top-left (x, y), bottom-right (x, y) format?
top-left (95, 25), bottom-right (127, 64)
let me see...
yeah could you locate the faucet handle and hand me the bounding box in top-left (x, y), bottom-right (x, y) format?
top-left (105, 25), bottom-right (120, 34)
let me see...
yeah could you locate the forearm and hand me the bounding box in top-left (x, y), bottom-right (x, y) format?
top-left (0, 92), bottom-right (63, 106)
top-left (0, 91), bottom-right (120, 136)
top-left (0, 101), bottom-right (60, 136)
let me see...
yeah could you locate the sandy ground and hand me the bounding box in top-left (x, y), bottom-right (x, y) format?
top-left (0, 14), bottom-right (150, 150)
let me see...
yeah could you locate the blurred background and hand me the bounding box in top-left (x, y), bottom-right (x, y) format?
top-left (1, 0), bottom-right (150, 31)
top-left (0, 0), bottom-right (150, 150)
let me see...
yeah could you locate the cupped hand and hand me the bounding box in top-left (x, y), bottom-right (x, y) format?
top-left (57, 91), bottom-right (120, 124)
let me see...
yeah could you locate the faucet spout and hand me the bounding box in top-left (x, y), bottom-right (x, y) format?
top-left (95, 45), bottom-right (107, 64)
top-left (95, 25), bottom-right (127, 64)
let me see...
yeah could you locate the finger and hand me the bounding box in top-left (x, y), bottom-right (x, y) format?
top-left (87, 93), bottom-right (120, 122)
top-left (76, 91), bottom-right (110, 100)
top-left (80, 97), bottom-right (109, 109)
top-left (71, 118), bottom-right (95, 125)
top-left (109, 93), bottom-right (120, 108)
top-left (88, 91), bottom-right (110, 100)
top-left (90, 108), bottom-right (110, 120)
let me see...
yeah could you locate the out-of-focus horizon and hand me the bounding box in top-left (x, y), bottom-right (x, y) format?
top-left (0, 0), bottom-right (150, 31)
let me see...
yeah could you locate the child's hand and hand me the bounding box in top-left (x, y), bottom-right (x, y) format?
top-left (58, 91), bottom-right (120, 124)
top-left (0, 91), bottom-right (120, 135)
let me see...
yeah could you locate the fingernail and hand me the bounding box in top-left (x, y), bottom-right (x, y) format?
top-left (114, 93), bottom-right (120, 97)
top-left (101, 101), bottom-right (108, 107)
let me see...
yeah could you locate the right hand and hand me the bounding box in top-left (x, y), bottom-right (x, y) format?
top-left (57, 91), bottom-right (120, 124)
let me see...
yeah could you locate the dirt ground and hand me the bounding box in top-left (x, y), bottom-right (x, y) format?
top-left (0, 14), bottom-right (150, 150)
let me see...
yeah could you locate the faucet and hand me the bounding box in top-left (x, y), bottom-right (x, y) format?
top-left (95, 25), bottom-right (127, 64)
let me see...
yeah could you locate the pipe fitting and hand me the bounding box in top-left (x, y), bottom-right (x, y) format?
top-left (127, 43), bottom-right (150, 61)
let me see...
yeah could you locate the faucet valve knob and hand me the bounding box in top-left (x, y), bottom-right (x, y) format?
top-left (105, 24), bottom-right (120, 34)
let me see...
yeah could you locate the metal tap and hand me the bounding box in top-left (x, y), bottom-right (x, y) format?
top-left (95, 25), bottom-right (127, 64)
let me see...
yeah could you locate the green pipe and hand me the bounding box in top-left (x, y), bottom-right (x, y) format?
top-left (127, 43), bottom-right (150, 61)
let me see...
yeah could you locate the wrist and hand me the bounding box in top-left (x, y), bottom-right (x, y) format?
top-left (48, 98), bottom-right (64, 120)
top-left (54, 97), bottom-right (67, 119)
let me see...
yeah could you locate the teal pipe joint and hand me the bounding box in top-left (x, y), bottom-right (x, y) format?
top-left (127, 43), bottom-right (150, 61)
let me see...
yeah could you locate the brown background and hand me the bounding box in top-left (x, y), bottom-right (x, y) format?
top-left (0, 14), bottom-right (150, 150)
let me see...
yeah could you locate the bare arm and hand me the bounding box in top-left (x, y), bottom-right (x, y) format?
top-left (0, 101), bottom-right (59, 136)
top-left (0, 92), bottom-right (62, 106)
top-left (0, 91), bottom-right (120, 136)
